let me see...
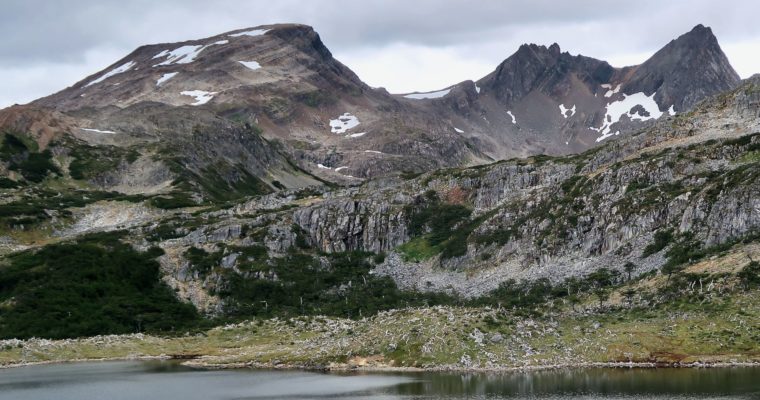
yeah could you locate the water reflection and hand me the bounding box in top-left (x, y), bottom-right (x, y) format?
top-left (386, 368), bottom-right (760, 398)
top-left (0, 361), bottom-right (759, 399)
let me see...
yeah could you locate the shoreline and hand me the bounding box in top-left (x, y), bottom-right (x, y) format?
top-left (3, 355), bottom-right (760, 373)
top-left (4, 303), bottom-right (760, 375)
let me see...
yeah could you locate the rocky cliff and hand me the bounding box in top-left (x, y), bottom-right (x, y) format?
top-left (97, 76), bottom-right (759, 312)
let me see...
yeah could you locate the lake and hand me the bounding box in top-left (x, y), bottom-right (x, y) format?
top-left (1, 361), bottom-right (759, 399)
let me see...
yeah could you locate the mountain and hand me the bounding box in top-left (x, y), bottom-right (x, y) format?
top-left (623, 24), bottom-right (740, 111)
top-left (413, 24), bottom-right (740, 159)
top-left (7, 23), bottom-right (737, 195)
top-left (29, 24), bottom-right (487, 187)
top-left (2, 21), bottom-right (760, 370)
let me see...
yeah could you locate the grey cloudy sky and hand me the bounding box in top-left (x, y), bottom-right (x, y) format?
top-left (1, 0), bottom-right (759, 108)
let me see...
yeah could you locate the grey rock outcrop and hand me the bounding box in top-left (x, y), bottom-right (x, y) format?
top-left (293, 197), bottom-right (409, 253)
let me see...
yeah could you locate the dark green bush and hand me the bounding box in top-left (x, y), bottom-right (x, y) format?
top-left (643, 229), bottom-right (674, 257)
top-left (221, 251), bottom-right (457, 319)
top-left (1, 133), bottom-right (59, 182)
top-left (0, 177), bottom-right (18, 188)
top-left (0, 232), bottom-right (200, 339)
top-left (9, 150), bottom-right (59, 182)
top-left (150, 194), bottom-right (198, 209)
top-left (738, 261), bottom-right (760, 289)
top-left (184, 246), bottom-right (223, 277)
top-left (405, 198), bottom-right (474, 259)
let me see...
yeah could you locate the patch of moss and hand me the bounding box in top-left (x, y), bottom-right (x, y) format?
top-left (398, 237), bottom-right (438, 262)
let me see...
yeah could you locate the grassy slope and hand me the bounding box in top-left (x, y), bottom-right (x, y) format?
top-left (3, 242), bottom-right (759, 370)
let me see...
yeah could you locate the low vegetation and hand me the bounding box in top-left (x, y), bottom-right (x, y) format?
top-left (68, 143), bottom-right (139, 180)
top-left (4, 256), bottom-right (760, 369)
top-left (0, 189), bottom-right (144, 230)
top-left (1, 132), bottom-right (59, 183)
top-left (0, 232), bottom-right (200, 339)
top-left (400, 190), bottom-right (478, 260)
top-left (219, 250), bottom-right (456, 319)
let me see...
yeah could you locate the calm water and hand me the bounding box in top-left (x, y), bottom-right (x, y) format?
top-left (1, 361), bottom-right (759, 399)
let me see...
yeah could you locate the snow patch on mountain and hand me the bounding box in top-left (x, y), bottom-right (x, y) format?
top-left (229, 29), bottom-right (270, 38)
top-left (84, 61), bottom-right (136, 87)
top-left (364, 150), bottom-right (383, 154)
top-left (404, 89), bottom-right (451, 99)
top-left (348, 132), bottom-right (367, 138)
top-left (239, 61), bottom-right (261, 70)
top-left (153, 45), bottom-right (203, 66)
top-left (593, 92), bottom-right (663, 142)
top-left (506, 111), bottom-right (516, 124)
top-left (156, 72), bottom-right (178, 86)
top-left (329, 113), bottom-right (360, 134)
top-left (559, 104), bottom-right (576, 118)
top-left (668, 105), bottom-right (676, 116)
top-left (454, 127), bottom-right (464, 133)
top-left (153, 40), bottom-right (228, 66)
top-left (80, 128), bottom-right (117, 134)
top-left (602, 84), bottom-right (621, 98)
top-left (181, 90), bottom-right (217, 106)
top-left (475, 85), bottom-right (481, 94)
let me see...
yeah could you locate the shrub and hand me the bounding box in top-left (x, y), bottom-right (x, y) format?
top-left (373, 253), bottom-right (386, 264)
top-left (643, 229), bottom-right (674, 257)
top-left (0, 232), bottom-right (199, 339)
top-left (184, 246), bottom-right (223, 277)
top-left (738, 261), bottom-right (760, 289)
top-left (0, 177), bottom-right (19, 188)
top-left (150, 194), bottom-right (198, 209)
top-left (10, 150), bottom-right (60, 182)
top-left (221, 250), bottom-right (457, 319)
top-left (1, 133), bottom-right (59, 182)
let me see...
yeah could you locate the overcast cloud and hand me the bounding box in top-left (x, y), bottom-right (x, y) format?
top-left (1, 0), bottom-right (759, 108)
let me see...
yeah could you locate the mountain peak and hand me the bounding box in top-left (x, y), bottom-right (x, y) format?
top-left (669, 23), bottom-right (719, 50)
top-left (623, 24), bottom-right (740, 111)
top-left (33, 22), bottom-right (367, 111)
top-left (515, 42), bottom-right (561, 57)
top-left (686, 23), bottom-right (712, 37)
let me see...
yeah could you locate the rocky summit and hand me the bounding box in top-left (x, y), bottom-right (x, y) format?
top-left (1, 22), bottom-right (760, 371)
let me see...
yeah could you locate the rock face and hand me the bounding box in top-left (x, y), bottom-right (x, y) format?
top-left (293, 196), bottom-right (410, 253)
top-left (479, 43), bottom-right (612, 106)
